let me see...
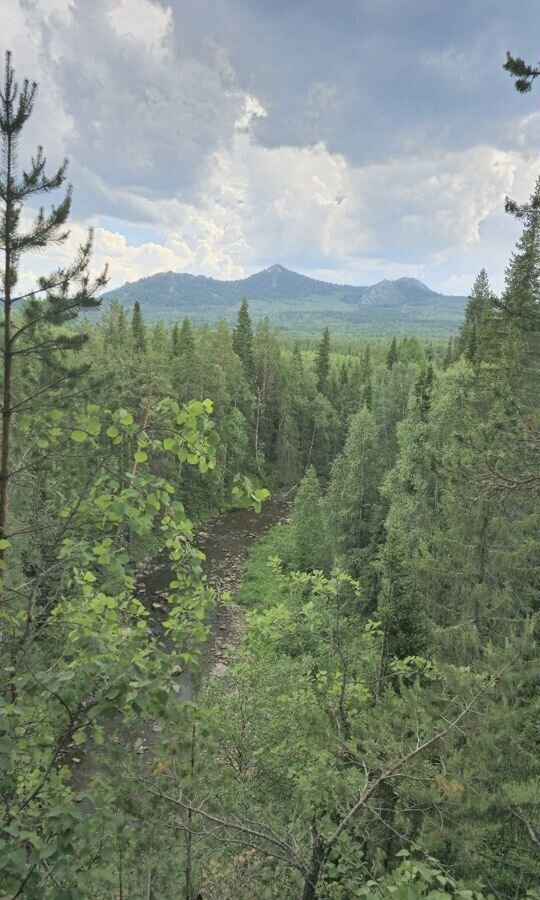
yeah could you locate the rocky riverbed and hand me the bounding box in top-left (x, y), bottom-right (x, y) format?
top-left (138, 494), bottom-right (291, 679)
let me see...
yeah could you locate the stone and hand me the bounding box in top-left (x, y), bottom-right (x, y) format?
top-left (211, 662), bottom-right (228, 678)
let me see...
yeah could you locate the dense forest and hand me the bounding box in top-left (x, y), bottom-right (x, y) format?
top-left (1, 49), bottom-right (539, 900)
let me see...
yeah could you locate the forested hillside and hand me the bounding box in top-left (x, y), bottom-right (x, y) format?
top-left (1, 46), bottom-right (539, 900)
top-left (100, 265), bottom-right (467, 334)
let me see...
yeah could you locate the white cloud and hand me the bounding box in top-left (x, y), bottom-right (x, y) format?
top-left (108, 0), bottom-right (172, 49)
top-left (6, 0), bottom-right (540, 297)
top-left (15, 134), bottom-right (524, 294)
top-left (436, 273), bottom-right (476, 295)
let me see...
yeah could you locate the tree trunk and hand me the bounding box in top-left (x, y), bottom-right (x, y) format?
top-left (0, 122), bottom-right (13, 560)
top-left (474, 510), bottom-right (489, 632)
top-left (301, 831), bottom-right (326, 900)
top-left (185, 723), bottom-right (196, 899)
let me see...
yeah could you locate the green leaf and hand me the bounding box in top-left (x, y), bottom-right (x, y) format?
top-left (86, 418), bottom-right (101, 436)
top-left (70, 430), bottom-right (88, 443)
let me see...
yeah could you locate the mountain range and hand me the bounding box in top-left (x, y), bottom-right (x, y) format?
top-left (100, 264), bottom-right (468, 334)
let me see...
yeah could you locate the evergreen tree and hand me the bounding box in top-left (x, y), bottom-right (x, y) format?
top-left (232, 298), bottom-right (255, 383)
top-left (171, 321), bottom-right (180, 355)
top-left (338, 360), bottom-right (349, 390)
top-left (442, 336), bottom-right (454, 369)
top-left (504, 50), bottom-right (540, 93)
top-left (386, 336), bottom-right (399, 369)
top-left (292, 342), bottom-right (304, 374)
top-left (327, 406), bottom-right (382, 578)
top-left (0, 51), bottom-right (106, 552)
top-left (254, 318), bottom-right (281, 464)
top-left (315, 326), bottom-right (330, 393)
top-left (360, 345), bottom-right (373, 410)
top-left (414, 363), bottom-right (434, 423)
top-left (501, 177), bottom-right (540, 335)
top-left (103, 300), bottom-right (128, 350)
top-left (131, 299), bottom-right (146, 351)
top-left (289, 466), bottom-right (329, 571)
top-left (179, 314), bottom-right (195, 354)
top-left (457, 269), bottom-right (494, 359)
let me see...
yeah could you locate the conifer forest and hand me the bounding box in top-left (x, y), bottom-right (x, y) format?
top-left (1, 21), bottom-right (540, 900)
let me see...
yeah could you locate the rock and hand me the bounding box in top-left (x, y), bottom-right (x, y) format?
top-left (211, 662), bottom-right (228, 678)
top-left (171, 664), bottom-right (183, 676)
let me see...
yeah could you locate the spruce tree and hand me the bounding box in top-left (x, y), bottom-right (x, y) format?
top-left (386, 336), bottom-right (398, 369)
top-left (442, 336), bottom-right (454, 369)
top-left (171, 321), bottom-right (180, 355)
top-left (292, 342), bottom-right (304, 374)
top-left (172, 315), bottom-right (199, 402)
top-left (501, 178), bottom-right (540, 335)
top-left (327, 405), bottom-right (382, 578)
top-left (179, 314), bottom-right (195, 355)
top-left (457, 269), bottom-right (494, 359)
top-left (315, 326), bottom-right (330, 393)
top-left (232, 298), bottom-right (255, 383)
top-left (131, 299), bottom-right (146, 351)
top-left (360, 345), bottom-right (373, 410)
top-left (0, 51), bottom-right (106, 552)
top-left (289, 465), bottom-right (329, 571)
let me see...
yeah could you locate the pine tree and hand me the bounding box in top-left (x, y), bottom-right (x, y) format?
top-left (0, 51), bottom-right (106, 553)
top-left (131, 300), bottom-right (146, 351)
top-left (504, 51), bottom-right (540, 93)
top-left (315, 327), bottom-right (330, 393)
top-left (232, 298), bottom-right (255, 383)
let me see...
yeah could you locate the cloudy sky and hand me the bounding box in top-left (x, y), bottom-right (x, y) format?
top-left (5, 0), bottom-right (540, 294)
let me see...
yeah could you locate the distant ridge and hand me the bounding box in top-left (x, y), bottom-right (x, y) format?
top-left (100, 264), bottom-right (467, 334)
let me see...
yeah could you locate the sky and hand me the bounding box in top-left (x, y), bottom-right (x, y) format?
top-left (4, 0), bottom-right (540, 294)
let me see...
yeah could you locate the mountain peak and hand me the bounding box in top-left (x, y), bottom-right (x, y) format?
top-left (101, 265), bottom-right (467, 333)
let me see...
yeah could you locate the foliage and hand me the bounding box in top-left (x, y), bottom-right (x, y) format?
top-left (1, 46), bottom-right (539, 900)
